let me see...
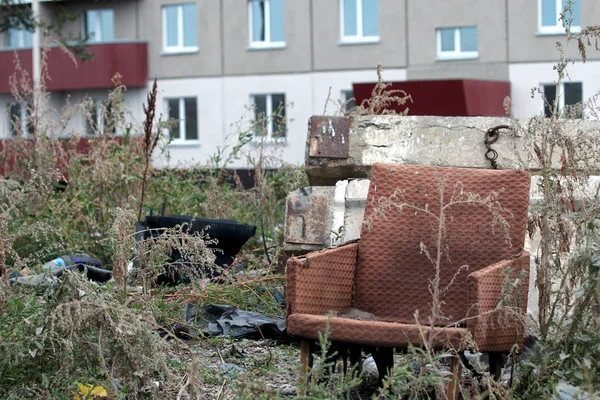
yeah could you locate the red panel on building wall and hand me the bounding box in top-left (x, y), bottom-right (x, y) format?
top-left (352, 79), bottom-right (510, 117)
top-left (0, 42), bottom-right (148, 94)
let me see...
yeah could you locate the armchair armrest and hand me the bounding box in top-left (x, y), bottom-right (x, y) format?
top-left (286, 242), bottom-right (359, 318)
top-left (467, 251), bottom-right (530, 352)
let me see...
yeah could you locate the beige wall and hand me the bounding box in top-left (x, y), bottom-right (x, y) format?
top-left (140, 0), bottom-right (222, 79)
top-left (312, 0), bottom-right (407, 71)
top-left (507, 0), bottom-right (600, 63)
top-left (406, 0), bottom-right (508, 81)
top-left (222, 0), bottom-right (312, 75)
top-left (407, 62), bottom-right (509, 81)
top-left (6, 0), bottom-right (600, 77)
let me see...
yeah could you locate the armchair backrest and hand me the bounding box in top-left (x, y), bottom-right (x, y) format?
top-left (354, 163), bottom-right (530, 326)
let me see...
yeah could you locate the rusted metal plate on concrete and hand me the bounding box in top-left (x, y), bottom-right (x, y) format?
top-left (308, 116), bottom-right (350, 159)
top-left (285, 192), bottom-right (329, 244)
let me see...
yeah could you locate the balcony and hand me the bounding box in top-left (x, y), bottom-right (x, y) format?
top-left (0, 41), bottom-right (148, 94)
top-left (353, 79), bottom-right (511, 117)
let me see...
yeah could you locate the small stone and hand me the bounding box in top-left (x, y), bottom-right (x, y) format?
top-left (279, 384), bottom-right (295, 396)
top-left (226, 344), bottom-right (245, 358)
top-left (463, 350), bottom-right (489, 372)
top-left (362, 356), bottom-right (378, 378)
top-left (554, 381), bottom-right (591, 400)
top-left (220, 363), bottom-right (244, 378)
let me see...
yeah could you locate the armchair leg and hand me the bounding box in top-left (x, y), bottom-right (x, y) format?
top-left (488, 352), bottom-right (504, 381)
top-left (299, 339), bottom-right (314, 396)
top-left (447, 355), bottom-right (462, 400)
top-left (348, 344), bottom-right (362, 375)
top-left (372, 347), bottom-right (394, 386)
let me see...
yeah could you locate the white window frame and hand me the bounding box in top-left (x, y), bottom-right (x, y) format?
top-left (538, 0), bottom-right (581, 35)
top-left (7, 102), bottom-right (32, 138)
top-left (540, 82), bottom-right (583, 117)
top-left (86, 101), bottom-right (103, 136)
top-left (340, 89), bottom-right (356, 111)
top-left (85, 100), bottom-right (115, 136)
top-left (340, 0), bottom-right (380, 44)
top-left (248, 0), bottom-right (286, 49)
top-left (85, 9), bottom-right (115, 43)
top-left (162, 4), bottom-right (198, 54)
top-left (165, 97), bottom-right (199, 145)
top-left (250, 93), bottom-right (287, 142)
top-left (436, 27), bottom-right (479, 61)
top-left (6, 27), bottom-right (32, 49)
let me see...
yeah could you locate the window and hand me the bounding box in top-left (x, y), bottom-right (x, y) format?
top-left (340, 0), bottom-right (379, 43)
top-left (251, 94), bottom-right (286, 140)
top-left (166, 97), bottom-right (198, 142)
top-left (341, 90), bottom-right (356, 112)
top-left (436, 26), bottom-right (478, 60)
top-left (249, 0), bottom-right (285, 48)
top-left (6, 27), bottom-right (32, 49)
top-left (162, 3), bottom-right (198, 53)
top-left (542, 82), bottom-right (583, 118)
top-left (539, 0), bottom-right (580, 34)
top-left (86, 100), bottom-right (116, 135)
top-left (7, 102), bottom-right (33, 137)
top-left (85, 9), bottom-right (115, 42)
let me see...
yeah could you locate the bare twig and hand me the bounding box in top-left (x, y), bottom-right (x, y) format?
top-left (256, 324), bottom-right (273, 366)
top-left (216, 379), bottom-right (227, 400)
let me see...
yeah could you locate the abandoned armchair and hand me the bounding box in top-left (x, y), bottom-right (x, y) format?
top-left (285, 163), bottom-right (531, 397)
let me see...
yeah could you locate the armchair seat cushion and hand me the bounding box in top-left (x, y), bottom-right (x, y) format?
top-left (287, 314), bottom-right (466, 349)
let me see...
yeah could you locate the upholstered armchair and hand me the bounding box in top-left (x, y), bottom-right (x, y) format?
top-left (286, 163), bottom-right (531, 397)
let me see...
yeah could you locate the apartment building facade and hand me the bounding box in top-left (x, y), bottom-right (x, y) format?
top-left (1, 0), bottom-right (599, 169)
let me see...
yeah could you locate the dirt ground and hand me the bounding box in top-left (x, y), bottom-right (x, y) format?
top-left (167, 336), bottom-right (380, 399)
top-left (166, 337), bottom-right (301, 399)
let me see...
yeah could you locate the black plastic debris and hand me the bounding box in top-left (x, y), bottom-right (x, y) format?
top-left (184, 303), bottom-right (288, 340)
top-left (135, 215), bottom-right (256, 285)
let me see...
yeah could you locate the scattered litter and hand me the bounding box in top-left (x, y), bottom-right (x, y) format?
top-left (9, 253), bottom-right (110, 288)
top-left (43, 254), bottom-right (103, 271)
top-left (73, 382), bottom-right (108, 400)
top-left (246, 284), bottom-right (285, 307)
top-left (235, 268), bottom-right (268, 280)
top-left (220, 363), bottom-right (244, 378)
top-left (184, 303), bottom-right (288, 340)
top-left (140, 380), bottom-right (160, 394)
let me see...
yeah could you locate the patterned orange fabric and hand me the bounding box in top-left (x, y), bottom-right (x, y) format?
top-left (354, 164), bottom-right (530, 326)
top-left (287, 314), bottom-right (466, 349)
top-left (286, 242), bottom-right (358, 316)
top-left (285, 163), bottom-right (531, 352)
top-left (467, 252), bottom-right (531, 351)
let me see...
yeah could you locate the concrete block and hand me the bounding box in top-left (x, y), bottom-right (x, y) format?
top-left (284, 186), bottom-right (335, 254)
top-left (342, 179), bottom-right (370, 243)
top-left (283, 179), bottom-right (371, 254)
top-left (330, 180), bottom-right (348, 245)
top-left (305, 115), bottom-right (600, 185)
